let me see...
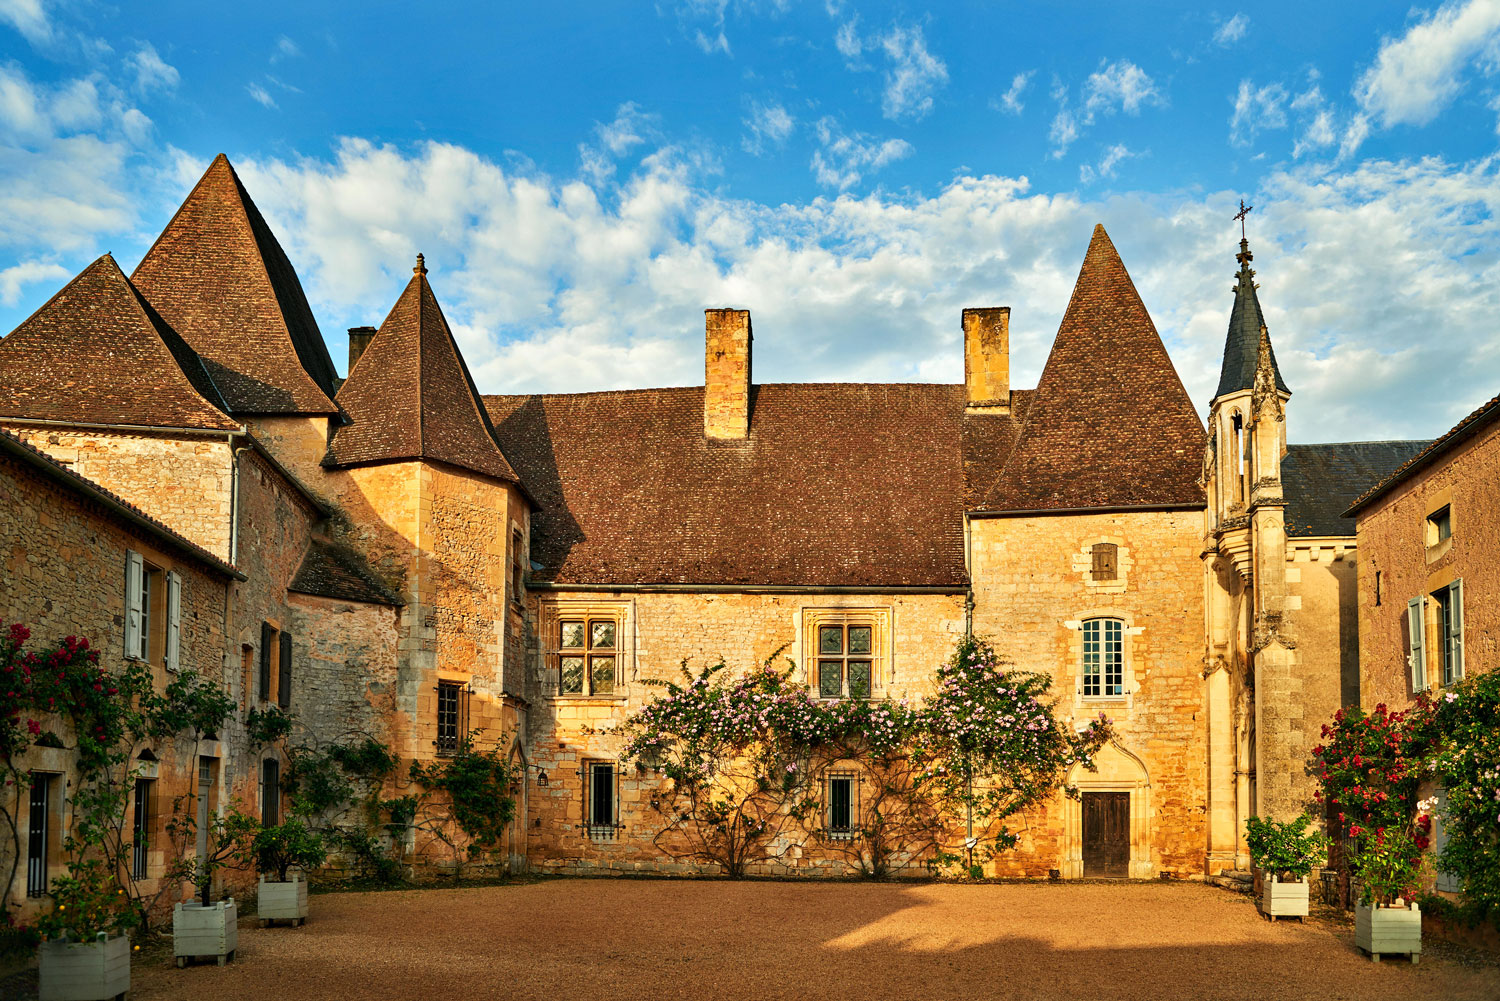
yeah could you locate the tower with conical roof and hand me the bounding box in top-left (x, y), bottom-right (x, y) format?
top-left (1202, 232), bottom-right (1301, 875)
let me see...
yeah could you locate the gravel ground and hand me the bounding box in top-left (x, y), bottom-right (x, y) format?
top-left (104, 880), bottom-right (1500, 1001)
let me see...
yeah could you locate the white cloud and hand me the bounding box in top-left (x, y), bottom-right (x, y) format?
top-left (995, 71), bottom-right (1032, 115)
top-left (879, 25), bottom-right (948, 120)
top-left (1355, 0), bottom-right (1500, 130)
top-left (834, 19), bottom-right (862, 61)
top-left (1084, 59), bottom-right (1161, 115)
top-left (0, 0), bottom-right (51, 44)
top-left (741, 99), bottom-right (794, 155)
top-left (272, 35), bottom-right (300, 62)
top-left (1229, 80), bottom-right (1288, 146)
top-left (1214, 13), bottom-right (1249, 46)
top-left (0, 257), bottom-right (66, 306)
top-left (246, 83), bottom-right (276, 109)
top-left (578, 102), bottom-right (657, 184)
top-left (1079, 143), bottom-right (1135, 183)
top-left (809, 117), bottom-right (911, 189)
top-left (126, 43), bottom-right (178, 95)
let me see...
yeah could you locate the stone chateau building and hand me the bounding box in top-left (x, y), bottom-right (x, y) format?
top-left (0, 155), bottom-right (1444, 905)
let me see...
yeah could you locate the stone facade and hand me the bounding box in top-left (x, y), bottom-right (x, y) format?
top-left (1354, 407), bottom-right (1500, 710)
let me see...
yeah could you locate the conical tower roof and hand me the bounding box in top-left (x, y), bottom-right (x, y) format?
top-left (981, 225), bottom-right (1204, 512)
top-left (131, 154), bottom-right (340, 415)
top-left (325, 257), bottom-right (521, 484)
top-left (1215, 238), bottom-right (1289, 398)
top-left (0, 254), bottom-right (238, 430)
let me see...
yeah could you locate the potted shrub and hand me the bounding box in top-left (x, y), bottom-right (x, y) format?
top-left (1245, 813), bottom-right (1326, 922)
top-left (1349, 811), bottom-right (1428, 963)
top-left (34, 858), bottom-right (138, 1001)
top-left (167, 807), bottom-right (256, 967)
top-left (249, 820), bottom-right (326, 926)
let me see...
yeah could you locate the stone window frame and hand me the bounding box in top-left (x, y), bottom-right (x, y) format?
top-left (539, 599), bottom-right (632, 701)
top-left (125, 549), bottom-right (175, 668)
top-left (1423, 488), bottom-right (1455, 564)
top-left (824, 767), bottom-right (860, 840)
top-left (798, 607), bottom-right (893, 700)
top-left (582, 758), bottom-right (621, 840)
top-left (1071, 536), bottom-right (1134, 595)
top-left (1065, 608), bottom-right (1142, 712)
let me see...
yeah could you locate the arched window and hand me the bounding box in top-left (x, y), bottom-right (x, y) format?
top-left (1082, 618), bottom-right (1124, 698)
top-left (1231, 412), bottom-right (1246, 504)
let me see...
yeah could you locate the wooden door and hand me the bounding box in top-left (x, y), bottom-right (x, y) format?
top-left (1082, 792), bottom-right (1129, 877)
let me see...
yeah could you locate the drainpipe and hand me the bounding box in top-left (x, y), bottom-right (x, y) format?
top-left (228, 432), bottom-right (253, 566)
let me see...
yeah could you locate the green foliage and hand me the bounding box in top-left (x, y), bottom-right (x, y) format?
top-left (139, 669), bottom-right (236, 741)
top-left (409, 737), bottom-right (517, 850)
top-left (0, 912), bottom-right (41, 959)
top-left (246, 705), bottom-right (294, 746)
top-left (1244, 813), bottom-right (1327, 879)
top-left (248, 820), bottom-right (328, 882)
top-left (165, 806), bottom-right (258, 907)
top-left (325, 827), bottom-right (402, 885)
top-left (1427, 673), bottom-right (1500, 921)
top-left (327, 737), bottom-right (398, 778)
top-left (32, 858), bottom-right (139, 942)
top-left (1350, 819), bottom-right (1428, 907)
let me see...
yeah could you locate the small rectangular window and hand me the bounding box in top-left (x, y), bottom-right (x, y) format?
top-left (27, 774), bottom-right (51, 897)
top-left (138, 565), bottom-right (153, 661)
top-left (1082, 618), bottom-right (1124, 698)
top-left (132, 778), bottom-right (153, 880)
top-left (827, 773), bottom-right (856, 839)
top-left (436, 682), bottom-right (463, 756)
top-left (512, 529), bottom-right (525, 604)
top-left (1091, 543), bottom-right (1118, 582)
top-left (1428, 506), bottom-right (1452, 544)
top-left (587, 761), bottom-right (616, 839)
top-left (1374, 570), bottom-right (1382, 607)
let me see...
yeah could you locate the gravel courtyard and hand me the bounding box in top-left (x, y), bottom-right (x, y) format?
top-left (127, 880), bottom-right (1499, 1001)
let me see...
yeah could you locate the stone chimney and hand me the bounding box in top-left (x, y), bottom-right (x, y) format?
top-left (347, 326), bottom-right (377, 375)
top-left (963, 307), bottom-right (1010, 413)
top-left (704, 309), bottom-right (753, 439)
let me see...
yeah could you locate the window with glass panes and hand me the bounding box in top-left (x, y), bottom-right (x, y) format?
top-left (1082, 618), bottom-right (1124, 697)
top-left (816, 623), bottom-right (873, 699)
top-left (559, 618), bottom-right (617, 696)
top-left (827, 772), bottom-right (856, 839)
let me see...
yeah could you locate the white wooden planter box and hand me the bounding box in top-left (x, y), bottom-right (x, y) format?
top-left (38, 934), bottom-right (129, 1001)
top-left (1260, 876), bottom-right (1309, 921)
top-left (258, 874), bottom-right (309, 925)
top-left (1354, 900), bottom-right (1421, 963)
top-left (173, 898), bottom-right (238, 966)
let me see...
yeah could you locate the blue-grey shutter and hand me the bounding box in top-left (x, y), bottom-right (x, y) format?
top-left (277, 632), bottom-right (292, 708)
top-left (165, 572), bottom-right (182, 672)
top-left (1447, 579), bottom-right (1464, 683)
top-left (1434, 788), bottom-right (1459, 893)
top-left (125, 551), bottom-right (144, 658)
top-left (1407, 597), bottom-right (1426, 692)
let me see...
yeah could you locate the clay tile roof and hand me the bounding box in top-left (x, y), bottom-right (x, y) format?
top-left (0, 428), bottom-right (243, 579)
top-left (1282, 441), bottom-right (1430, 537)
top-left (130, 154), bottom-right (340, 415)
top-left (1217, 243), bottom-right (1289, 398)
top-left (325, 267), bottom-right (521, 484)
top-left (979, 225), bottom-right (1205, 513)
top-left (289, 539), bottom-right (403, 606)
top-left (0, 254), bottom-right (239, 431)
top-left (1344, 390), bottom-right (1500, 518)
top-left (485, 384), bottom-right (990, 589)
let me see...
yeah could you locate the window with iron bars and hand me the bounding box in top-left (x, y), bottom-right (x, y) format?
top-left (826, 772), bottom-right (858, 840)
top-left (132, 778), bottom-right (153, 881)
top-left (27, 773), bottom-right (51, 897)
top-left (585, 761), bottom-right (620, 840)
top-left (436, 682), bottom-right (470, 756)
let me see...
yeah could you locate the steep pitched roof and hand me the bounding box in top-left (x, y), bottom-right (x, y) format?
top-left (979, 225), bottom-right (1205, 513)
top-left (325, 261), bottom-right (521, 484)
top-left (130, 154), bottom-right (340, 415)
top-left (289, 540), bottom-right (403, 606)
top-left (485, 384), bottom-right (986, 588)
top-left (1282, 441), bottom-right (1430, 537)
top-left (0, 254), bottom-right (238, 431)
top-left (1216, 239), bottom-right (1290, 399)
top-left (1344, 390), bottom-right (1500, 518)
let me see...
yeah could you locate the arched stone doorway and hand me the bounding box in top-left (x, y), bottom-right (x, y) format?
top-left (1060, 739), bottom-right (1153, 879)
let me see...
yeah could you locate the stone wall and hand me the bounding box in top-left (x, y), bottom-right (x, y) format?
top-left (969, 509), bottom-right (1208, 878)
top-left (1357, 419), bottom-right (1500, 710)
top-left (0, 424), bottom-right (234, 559)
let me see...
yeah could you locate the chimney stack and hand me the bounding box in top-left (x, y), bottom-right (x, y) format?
top-left (962, 307), bottom-right (1010, 413)
top-left (347, 326), bottom-right (377, 376)
top-left (704, 308), bottom-right (752, 439)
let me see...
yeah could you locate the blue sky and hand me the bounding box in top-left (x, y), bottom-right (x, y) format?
top-left (2, 1), bottom-right (1499, 443)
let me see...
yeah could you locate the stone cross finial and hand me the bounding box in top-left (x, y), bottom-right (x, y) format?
top-left (1234, 200), bottom-right (1255, 268)
top-left (414, 253), bottom-right (427, 276)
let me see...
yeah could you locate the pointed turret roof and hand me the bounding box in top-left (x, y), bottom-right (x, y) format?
top-left (980, 225), bottom-right (1205, 512)
top-left (130, 154), bottom-right (340, 415)
top-left (0, 254), bottom-right (238, 431)
top-left (324, 258), bottom-right (521, 484)
top-left (1215, 238), bottom-right (1289, 398)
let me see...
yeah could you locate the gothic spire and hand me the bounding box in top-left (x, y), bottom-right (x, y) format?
top-left (1215, 237), bottom-right (1289, 399)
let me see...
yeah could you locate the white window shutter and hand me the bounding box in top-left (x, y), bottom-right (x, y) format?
top-left (1406, 596), bottom-right (1426, 692)
top-left (1449, 579), bottom-right (1464, 681)
top-left (165, 571), bottom-right (182, 672)
top-left (125, 550), bottom-right (144, 659)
